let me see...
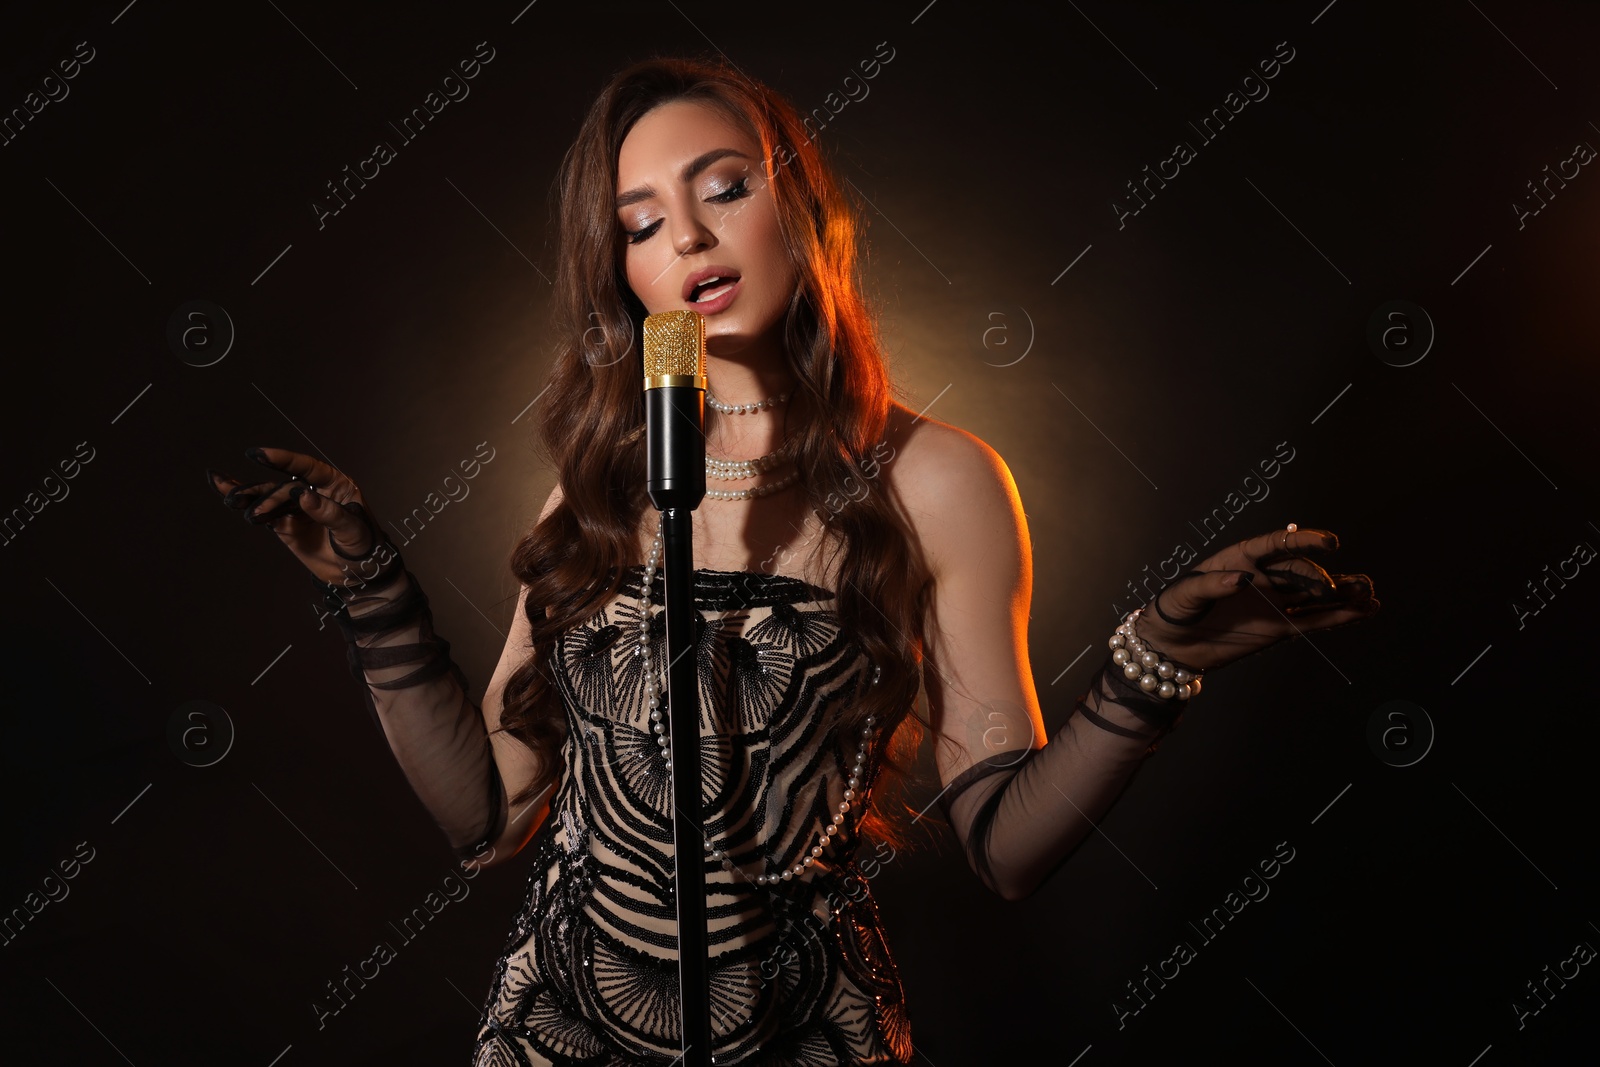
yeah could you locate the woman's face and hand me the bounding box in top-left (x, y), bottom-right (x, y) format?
top-left (615, 99), bottom-right (797, 355)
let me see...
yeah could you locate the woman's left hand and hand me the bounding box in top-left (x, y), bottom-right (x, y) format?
top-left (1132, 525), bottom-right (1380, 673)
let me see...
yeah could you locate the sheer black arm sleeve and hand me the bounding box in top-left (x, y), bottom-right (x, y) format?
top-left (937, 655), bottom-right (1188, 900)
top-left (317, 565), bottom-right (508, 864)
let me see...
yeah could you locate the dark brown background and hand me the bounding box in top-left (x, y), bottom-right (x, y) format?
top-left (2, 1), bottom-right (1596, 1063)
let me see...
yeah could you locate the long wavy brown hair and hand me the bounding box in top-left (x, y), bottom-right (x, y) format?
top-left (496, 56), bottom-right (929, 850)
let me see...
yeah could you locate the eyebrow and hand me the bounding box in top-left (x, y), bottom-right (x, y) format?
top-left (615, 147), bottom-right (750, 210)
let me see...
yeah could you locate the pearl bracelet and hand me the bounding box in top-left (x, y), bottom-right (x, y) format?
top-left (1108, 607), bottom-right (1204, 701)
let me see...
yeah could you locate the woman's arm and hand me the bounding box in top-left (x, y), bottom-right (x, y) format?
top-left (212, 449), bottom-right (562, 871)
top-left (893, 421), bottom-right (1370, 902)
top-left (332, 486), bottom-right (563, 872)
top-left (892, 424), bottom-right (1155, 901)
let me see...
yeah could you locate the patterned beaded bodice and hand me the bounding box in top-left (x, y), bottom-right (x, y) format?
top-left (471, 566), bottom-right (913, 1066)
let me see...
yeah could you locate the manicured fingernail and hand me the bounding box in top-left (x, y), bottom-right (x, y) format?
top-left (205, 468), bottom-right (223, 491)
top-left (245, 447), bottom-right (268, 464)
top-left (1236, 572), bottom-right (1255, 585)
top-left (288, 483), bottom-right (307, 499)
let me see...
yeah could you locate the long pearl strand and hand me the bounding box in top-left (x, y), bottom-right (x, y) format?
top-left (635, 510), bottom-right (876, 884)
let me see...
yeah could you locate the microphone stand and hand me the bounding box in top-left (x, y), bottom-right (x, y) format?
top-left (659, 502), bottom-right (711, 1067)
top-left (643, 311), bottom-right (712, 1067)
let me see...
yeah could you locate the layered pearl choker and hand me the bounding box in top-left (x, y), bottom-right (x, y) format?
top-left (706, 389), bottom-right (789, 415)
top-left (636, 510), bottom-right (876, 885)
top-left (704, 440), bottom-right (798, 501)
top-left (704, 471), bottom-right (800, 501)
top-left (705, 442), bottom-right (789, 480)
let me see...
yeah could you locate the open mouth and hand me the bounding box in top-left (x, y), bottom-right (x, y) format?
top-left (690, 274), bottom-right (740, 303)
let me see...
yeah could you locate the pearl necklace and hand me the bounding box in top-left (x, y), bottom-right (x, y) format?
top-left (706, 389), bottom-right (789, 415)
top-left (704, 469), bottom-right (800, 501)
top-left (703, 439), bottom-right (798, 501)
top-left (705, 441), bottom-right (789, 480)
top-left (636, 510), bottom-right (876, 885)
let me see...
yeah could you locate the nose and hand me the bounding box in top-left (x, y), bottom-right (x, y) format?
top-left (671, 207), bottom-right (717, 256)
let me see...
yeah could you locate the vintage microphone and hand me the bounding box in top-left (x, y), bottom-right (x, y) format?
top-left (641, 309), bottom-right (711, 1066)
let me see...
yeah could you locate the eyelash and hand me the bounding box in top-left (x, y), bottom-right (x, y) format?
top-left (624, 177), bottom-right (752, 245)
top-left (708, 176), bottom-right (751, 204)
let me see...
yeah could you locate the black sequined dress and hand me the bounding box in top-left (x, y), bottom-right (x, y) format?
top-left (332, 550), bottom-right (1184, 1066)
top-left (469, 566), bottom-right (911, 1065)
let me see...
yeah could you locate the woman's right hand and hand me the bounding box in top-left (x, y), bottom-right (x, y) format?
top-left (206, 447), bottom-right (398, 589)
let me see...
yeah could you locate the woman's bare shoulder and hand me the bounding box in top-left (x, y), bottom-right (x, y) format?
top-left (880, 400), bottom-right (1026, 577)
top-left (881, 400), bottom-right (1013, 501)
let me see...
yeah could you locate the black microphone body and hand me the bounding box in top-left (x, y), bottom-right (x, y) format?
top-left (646, 385), bottom-right (706, 509)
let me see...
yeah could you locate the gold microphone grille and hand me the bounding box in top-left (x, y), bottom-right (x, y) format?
top-left (642, 310), bottom-right (706, 383)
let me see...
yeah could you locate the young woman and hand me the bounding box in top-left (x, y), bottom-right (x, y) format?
top-left (208, 57), bottom-right (1379, 1066)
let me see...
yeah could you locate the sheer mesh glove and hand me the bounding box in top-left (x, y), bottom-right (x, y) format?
top-left (208, 447), bottom-right (506, 863)
top-left (937, 658), bottom-right (1187, 901)
top-left (1135, 526), bottom-right (1379, 671)
top-left (207, 446), bottom-right (405, 592)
